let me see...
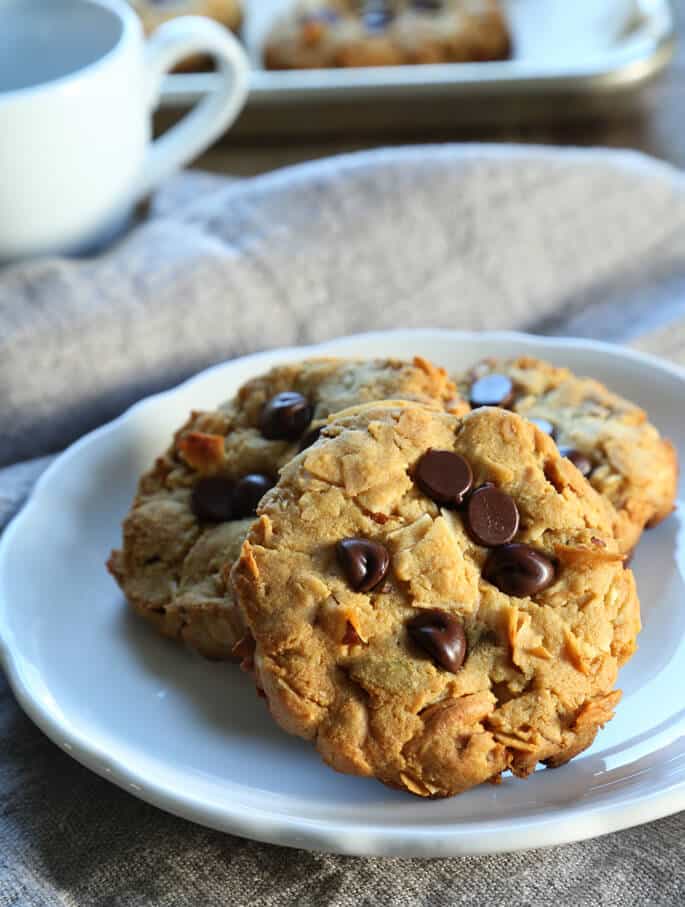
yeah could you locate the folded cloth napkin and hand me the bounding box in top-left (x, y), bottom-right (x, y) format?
top-left (3, 145), bottom-right (685, 468)
top-left (1, 146), bottom-right (685, 907)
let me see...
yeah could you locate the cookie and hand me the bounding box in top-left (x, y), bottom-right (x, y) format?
top-left (131, 1), bottom-right (243, 71)
top-left (232, 402), bottom-right (640, 798)
top-left (263, 0), bottom-right (511, 70)
top-left (108, 357), bottom-right (466, 659)
top-left (458, 357), bottom-right (678, 554)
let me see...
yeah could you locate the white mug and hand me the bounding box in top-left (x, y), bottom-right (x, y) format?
top-left (0, 0), bottom-right (249, 263)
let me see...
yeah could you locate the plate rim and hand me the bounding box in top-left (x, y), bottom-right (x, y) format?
top-left (2, 328), bottom-right (685, 858)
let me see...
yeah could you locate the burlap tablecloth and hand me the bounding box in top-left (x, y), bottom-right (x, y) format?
top-left (1, 146), bottom-right (684, 906)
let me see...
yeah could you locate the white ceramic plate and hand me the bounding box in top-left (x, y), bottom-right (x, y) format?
top-left (1, 330), bottom-right (684, 858)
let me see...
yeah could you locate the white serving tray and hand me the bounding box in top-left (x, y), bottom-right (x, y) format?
top-left (158, 0), bottom-right (675, 131)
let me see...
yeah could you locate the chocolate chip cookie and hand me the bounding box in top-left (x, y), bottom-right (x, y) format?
top-left (263, 0), bottom-right (511, 70)
top-left (232, 403), bottom-right (640, 797)
top-left (108, 357), bottom-right (466, 659)
top-left (458, 357), bottom-right (678, 554)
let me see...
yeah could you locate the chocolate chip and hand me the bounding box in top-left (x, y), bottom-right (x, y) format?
top-left (191, 476), bottom-right (234, 523)
top-left (483, 543), bottom-right (556, 597)
top-left (414, 449), bottom-right (473, 507)
top-left (298, 425), bottom-right (322, 452)
top-left (407, 609), bottom-right (467, 673)
top-left (259, 392), bottom-right (313, 441)
top-left (466, 485), bottom-right (519, 547)
top-left (231, 473), bottom-right (275, 518)
top-left (530, 418), bottom-right (556, 438)
top-left (336, 538), bottom-right (390, 593)
top-left (364, 9), bottom-right (393, 30)
top-left (469, 374), bottom-right (514, 408)
top-left (558, 446), bottom-right (592, 477)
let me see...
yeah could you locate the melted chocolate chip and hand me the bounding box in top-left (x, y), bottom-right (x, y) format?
top-left (466, 485), bottom-right (519, 547)
top-left (558, 446), bottom-right (593, 477)
top-left (336, 538), bottom-right (390, 593)
top-left (298, 425), bottom-right (323, 452)
top-left (191, 476), bottom-right (234, 523)
top-left (414, 449), bottom-right (473, 507)
top-left (469, 374), bottom-right (514, 408)
top-left (231, 473), bottom-right (275, 519)
top-left (364, 9), bottom-right (393, 30)
top-left (483, 543), bottom-right (556, 597)
top-left (260, 392), bottom-right (313, 441)
top-left (407, 609), bottom-right (467, 673)
top-left (530, 417), bottom-right (556, 438)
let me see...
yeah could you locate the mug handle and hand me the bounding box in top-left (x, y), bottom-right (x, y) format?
top-left (136, 16), bottom-right (249, 199)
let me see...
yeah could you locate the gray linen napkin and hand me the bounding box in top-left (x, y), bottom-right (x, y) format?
top-left (1, 146), bottom-right (685, 906)
top-left (4, 145), bottom-right (685, 467)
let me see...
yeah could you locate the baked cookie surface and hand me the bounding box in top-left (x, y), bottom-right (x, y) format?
top-left (263, 0), bottom-right (511, 70)
top-left (232, 403), bottom-right (640, 797)
top-left (108, 357), bottom-right (465, 659)
top-left (458, 357), bottom-right (678, 554)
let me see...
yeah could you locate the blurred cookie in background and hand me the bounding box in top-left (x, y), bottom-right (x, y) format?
top-left (263, 0), bottom-right (511, 70)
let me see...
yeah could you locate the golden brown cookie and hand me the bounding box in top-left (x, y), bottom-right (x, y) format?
top-left (263, 0), bottom-right (511, 70)
top-left (458, 357), bottom-right (678, 554)
top-left (108, 357), bottom-right (466, 659)
top-left (232, 402), bottom-right (640, 798)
